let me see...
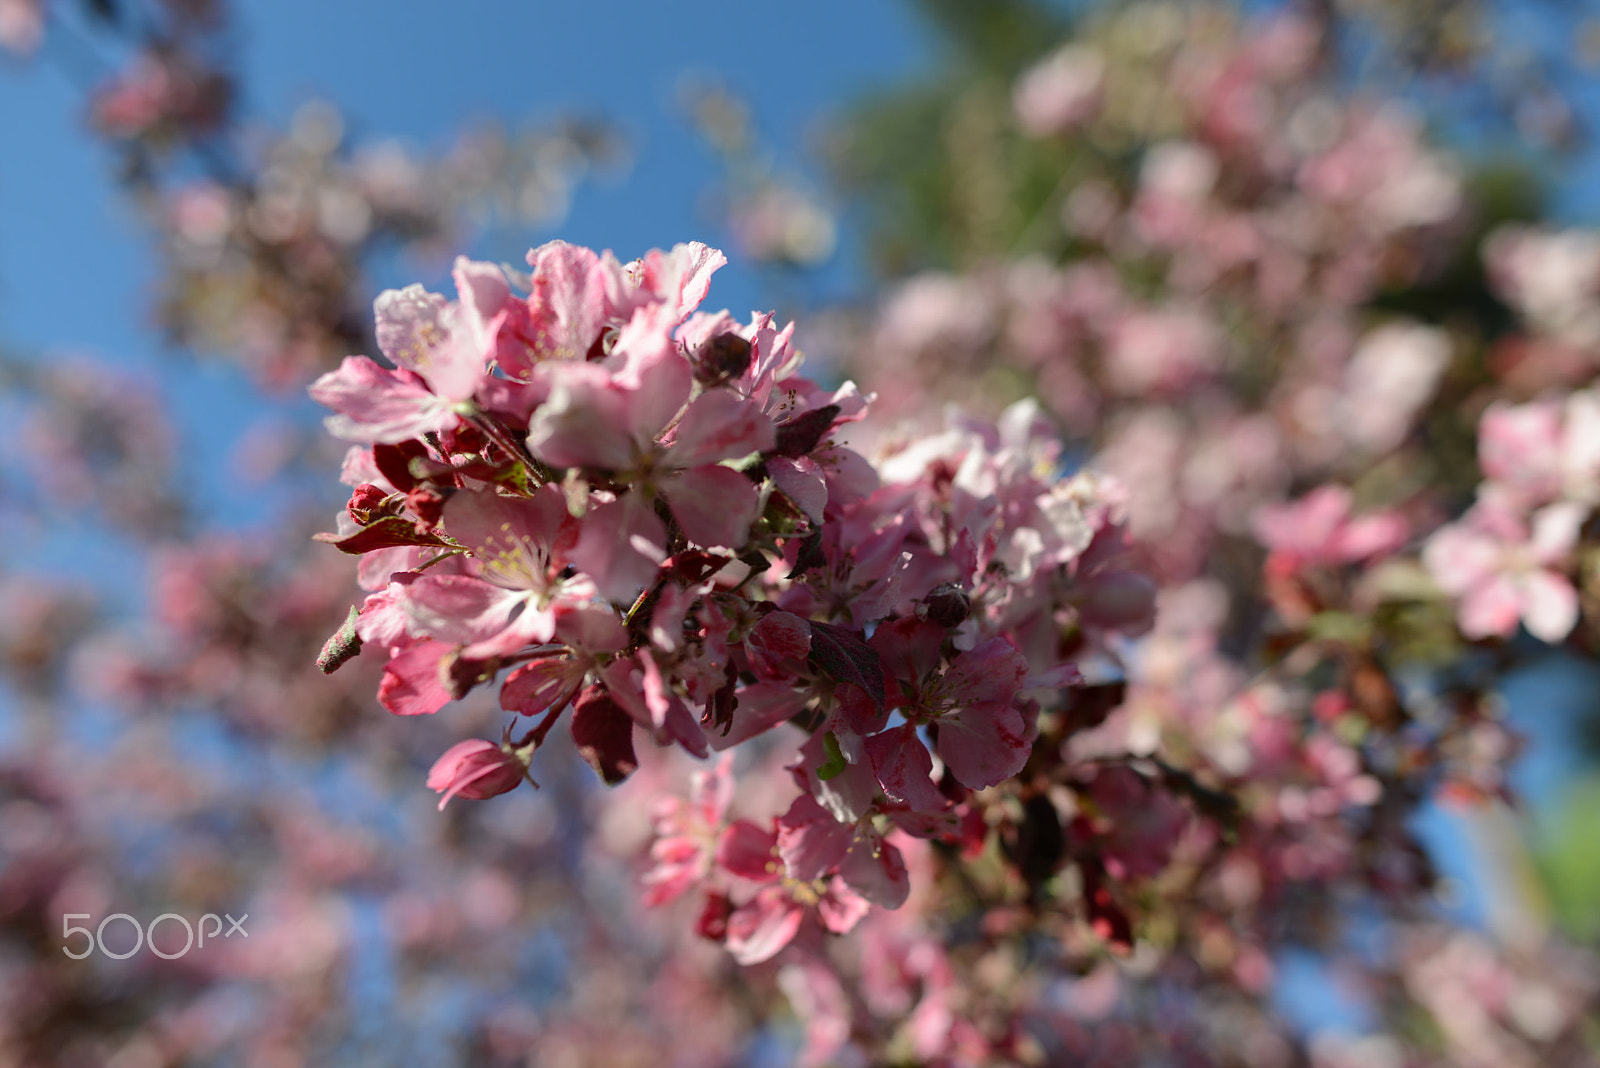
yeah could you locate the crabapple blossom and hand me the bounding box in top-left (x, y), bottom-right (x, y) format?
top-left (311, 238), bottom-right (1149, 962)
top-left (1423, 499), bottom-right (1583, 644)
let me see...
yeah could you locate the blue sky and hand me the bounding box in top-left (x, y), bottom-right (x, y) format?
top-left (0, 0), bottom-right (937, 354)
top-left (0, 0), bottom-right (942, 593)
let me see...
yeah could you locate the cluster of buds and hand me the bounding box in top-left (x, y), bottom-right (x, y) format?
top-left (311, 240), bottom-right (1152, 952)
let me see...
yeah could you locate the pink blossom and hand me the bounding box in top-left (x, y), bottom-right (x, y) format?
top-left (309, 357), bottom-right (462, 445)
top-left (1423, 499), bottom-right (1582, 643)
top-left (640, 755), bottom-right (734, 906)
top-left (718, 814), bottom-right (874, 965)
top-left (0, 0), bottom-right (42, 56)
top-left (1014, 44), bottom-right (1105, 136)
top-left (1477, 392), bottom-right (1600, 508)
top-left (1253, 485), bottom-right (1409, 569)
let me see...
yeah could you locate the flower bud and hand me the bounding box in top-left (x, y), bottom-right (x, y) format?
top-left (346, 483), bottom-right (396, 525)
top-left (917, 582), bottom-right (971, 628)
top-left (426, 739), bottom-right (527, 810)
top-left (693, 331), bottom-right (753, 386)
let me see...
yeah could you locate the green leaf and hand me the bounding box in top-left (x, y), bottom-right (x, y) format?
top-left (816, 732), bottom-right (848, 781)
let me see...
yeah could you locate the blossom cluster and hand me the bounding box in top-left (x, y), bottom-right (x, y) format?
top-left (311, 239), bottom-right (1151, 958)
top-left (782, 2), bottom-right (1600, 1060)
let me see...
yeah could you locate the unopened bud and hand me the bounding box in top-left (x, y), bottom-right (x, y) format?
top-left (693, 332), bottom-right (753, 386)
top-left (918, 583), bottom-right (971, 628)
top-left (316, 605), bottom-right (363, 674)
top-left (346, 483), bottom-right (395, 525)
top-left (426, 739), bottom-right (527, 809)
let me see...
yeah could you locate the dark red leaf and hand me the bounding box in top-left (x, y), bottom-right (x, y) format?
top-left (771, 405), bottom-right (839, 458)
top-left (787, 530), bottom-right (827, 579)
top-left (807, 621), bottom-right (885, 712)
top-left (314, 516), bottom-right (452, 555)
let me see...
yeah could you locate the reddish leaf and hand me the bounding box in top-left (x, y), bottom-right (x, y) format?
top-left (314, 516), bottom-right (451, 555)
top-left (807, 621), bottom-right (885, 712)
top-left (771, 404), bottom-right (840, 458)
top-left (787, 530), bottom-right (827, 579)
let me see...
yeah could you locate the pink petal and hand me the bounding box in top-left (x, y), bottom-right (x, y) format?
top-left (451, 257), bottom-right (512, 379)
top-left (425, 739), bottom-right (499, 792)
top-left (569, 686), bottom-right (639, 785)
top-left (373, 284), bottom-right (450, 375)
top-left (943, 638), bottom-right (1030, 707)
top-left (936, 702), bottom-right (1034, 790)
top-left (355, 580), bottom-right (415, 647)
top-left (570, 496), bottom-right (668, 604)
top-left (1520, 570), bottom-right (1579, 643)
top-left (400, 574), bottom-right (527, 644)
top-left (663, 390), bottom-right (777, 468)
top-left (310, 356), bottom-right (460, 445)
top-left (455, 600), bottom-right (558, 660)
top-left (604, 301), bottom-right (693, 434)
top-left (869, 618), bottom-right (946, 687)
top-left (1530, 501), bottom-right (1585, 563)
top-left (747, 610), bottom-right (813, 680)
top-left (793, 729), bottom-right (879, 824)
top-left (708, 682), bottom-right (810, 751)
top-left (553, 603), bottom-right (628, 653)
top-left (865, 724), bottom-right (946, 813)
top-left (523, 240), bottom-right (608, 366)
top-left (1423, 524), bottom-right (1502, 596)
top-left (525, 364), bottom-right (642, 469)
top-left (777, 793), bottom-right (855, 882)
top-left (666, 465), bottom-right (762, 549)
top-left (499, 655), bottom-right (584, 716)
top-left (640, 649), bottom-right (709, 757)
top-left (716, 820), bottom-right (781, 882)
top-left (377, 639), bottom-right (453, 716)
top-left (600, 655), bottom-right (708, 757)
top-left (1458, 575), bottom-right (1523, 640)
top-left (648, 581), bottom-right (699, 653)
top-left (837, 832), bottom-right (910, 909)
top-left (1252, 485), bottom-right (1350, 556)
top-left (726, 886), bottom-right (803, 965)
top-left (445, 484), bottom-right (572, 587)
top-left (639, 241), bottom-right (727, 323)
top-left (768, 456), bottom-right (828, 524)
top-left (356, 545), bottom-right (429, 591)
top-left (814, 882), bottom-right (871, 934)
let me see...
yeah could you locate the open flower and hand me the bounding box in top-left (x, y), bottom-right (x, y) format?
top-left (1423, 498), bottom-right (1583, 643)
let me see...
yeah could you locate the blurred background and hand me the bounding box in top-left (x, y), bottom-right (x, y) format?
top-left (1, 1), bottom-right (1598, 1065)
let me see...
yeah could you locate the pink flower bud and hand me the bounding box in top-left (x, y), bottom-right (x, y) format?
top-left (426, 739), bottom-right (526, 810)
